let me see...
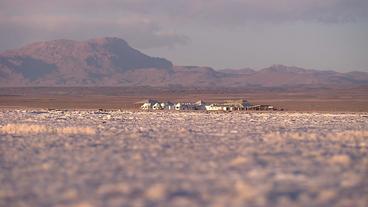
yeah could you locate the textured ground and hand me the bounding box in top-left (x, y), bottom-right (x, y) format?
top-left (0, 110), bottom-right (367, 207)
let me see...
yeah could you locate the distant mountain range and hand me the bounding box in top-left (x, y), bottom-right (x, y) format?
top-left (1, 37), bottom-right (367, 88)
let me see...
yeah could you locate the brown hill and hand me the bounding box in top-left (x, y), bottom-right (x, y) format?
top-left (0, 37), bottom-right (172, 86)
top-left (218, 65), bottom-right (368, 87)
top-left (0, 37), bottom-right (367, 88)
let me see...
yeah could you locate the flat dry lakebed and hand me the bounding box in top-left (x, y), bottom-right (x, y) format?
top-left (0, 110), bottom-right (367, 207)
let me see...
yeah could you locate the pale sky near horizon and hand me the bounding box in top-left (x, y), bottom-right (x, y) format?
top-left (0, 0), bottom-right (367, 72)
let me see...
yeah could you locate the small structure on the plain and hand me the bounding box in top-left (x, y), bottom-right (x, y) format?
top-left (161, 101), bottom-right (175, 110)
top-left (175, 102), bottom-right (196, 110)
top-left (194, 100), bottom-right (207, 110)
top-left (247, 105), bottom-right (275, 111)
top-left (205, 104), bottom-right (230, 111)
top-left (138, 99), bottom-right (159, 110)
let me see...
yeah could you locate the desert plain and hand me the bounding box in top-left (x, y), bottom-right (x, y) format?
top-left (0, 87), bottom-right (368, 207)
top-left (1, 86), bottom-right (368, 111)
top-left (0, 108), bottom-right (367, 207)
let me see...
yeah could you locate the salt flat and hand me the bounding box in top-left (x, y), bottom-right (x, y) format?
top-left (0, 110), bottom-right (367, 207)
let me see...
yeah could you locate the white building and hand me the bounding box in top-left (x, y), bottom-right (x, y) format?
top-left (141, 102), bottom-right (152, 110)
top-left (161, 102), bottom-right (175, 110)
top-left (205, 104), bottom-right (231, 112)
top-left (139, 99), bottom-right (159, 110)
top-left (175, 103), bottom-right (185, 110)
top-left (152, 103), bottom-right (162, 110)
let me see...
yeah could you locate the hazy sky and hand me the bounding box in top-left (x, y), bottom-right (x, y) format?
top-left (0, 0), bottom-right (367, 71)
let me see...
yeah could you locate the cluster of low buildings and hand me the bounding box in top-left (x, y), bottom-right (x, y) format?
top-left (139, 99), bottom-right (277, 112)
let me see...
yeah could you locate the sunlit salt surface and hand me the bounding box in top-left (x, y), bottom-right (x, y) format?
top-left (0, 110), bottom-right (367, 207)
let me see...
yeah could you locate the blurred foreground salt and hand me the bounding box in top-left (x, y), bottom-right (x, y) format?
top-left (0, 110), bottom-right (367, 207)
